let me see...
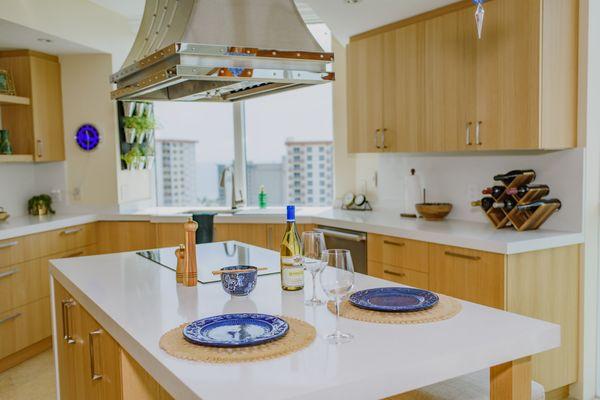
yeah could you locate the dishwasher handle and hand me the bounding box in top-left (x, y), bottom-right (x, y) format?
top-left (315, 228), bottom-right (366, 242)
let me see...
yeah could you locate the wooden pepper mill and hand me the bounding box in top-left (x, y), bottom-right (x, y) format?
top-left (175, 244), bottom-right (185, 284)
top-left (182, 218), bottom-right (198, 286)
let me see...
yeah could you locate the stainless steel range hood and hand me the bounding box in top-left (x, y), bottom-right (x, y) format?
top-left (110, 0), bottom-right (334, 102)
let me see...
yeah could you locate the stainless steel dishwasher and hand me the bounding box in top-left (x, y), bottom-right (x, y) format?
top-left (314, 226), bottom-right (367, 275)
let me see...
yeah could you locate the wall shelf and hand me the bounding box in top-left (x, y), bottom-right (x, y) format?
top-left (0, 154), bottom-right (34, 162)
top-left (0, 94), bottom-right (31, 105)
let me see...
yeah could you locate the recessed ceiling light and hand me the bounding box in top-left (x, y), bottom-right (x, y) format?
top-left (37, 38), bottom-right (53, 43)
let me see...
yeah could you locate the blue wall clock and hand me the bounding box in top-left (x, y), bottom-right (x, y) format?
top-left (75, 124), bottom-right (101, 151)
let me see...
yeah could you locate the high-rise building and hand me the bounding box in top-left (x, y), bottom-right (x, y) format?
top-left (285, 140), bottom-right (333, 206)
top-left (155, 139), bottom-right (198, 206)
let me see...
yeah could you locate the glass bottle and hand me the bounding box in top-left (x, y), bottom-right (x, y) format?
top-left (0, 130), bottom-right (12, 155)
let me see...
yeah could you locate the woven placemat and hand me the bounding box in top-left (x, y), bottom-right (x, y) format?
top-left (159, 316), bottom-right (316, 363)
top-left (327, 294), bottom-right (461, 324)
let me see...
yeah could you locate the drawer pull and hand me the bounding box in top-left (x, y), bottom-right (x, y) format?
top-left (0, 312), bottom-right (21, 324)
top-left (89, 329), bottom-right (103, 381)
top-left (61, 299), bottom-right (76, 344)
top-left (444, 251), bottom-right (481, 261)
top-left (383, 240), bottom-right (405, 247)
top-left (62, 228), bottom-right (83, 235)
top-left (0, 268), bottom-right (19, 279)
top-left (0, 241), bottom-right (18, 249)
top-left (384, 269), bottom-right (406, 278)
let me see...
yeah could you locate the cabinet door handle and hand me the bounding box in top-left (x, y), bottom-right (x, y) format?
top-left (374, 129), bottom-right (381, 149)
top-left (0, 312), bottom-right (21, 324)
top-left (89, 329), bottom-right (103, 381)
top-left (384, 269), bottom-right (406, 278)
top-left (0, 267), bottom-right (19, 279)
top-left (383, 240), bottom-right (405, 247)
top-left (0, 241), bottom-right (18, 249)
top-left (382, 128), bottom-right (388, 149)
top-left (475, 121), bottom-right (482, 145)
top-left (36, 139), bottom-right (43, 158)
top-left (61, 299), bottom-right (76, 344)
top-left (465, 122), bottom-right (472, 145)
top-left (444, 251), bottom-right (481, 261)
top-left (62, 227), bottom-right (83, 235)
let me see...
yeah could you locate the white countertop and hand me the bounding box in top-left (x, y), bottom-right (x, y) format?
top-left (0, 207), bottom-right (583, 254)
top-left (49, 248), bottom-right (560, 400)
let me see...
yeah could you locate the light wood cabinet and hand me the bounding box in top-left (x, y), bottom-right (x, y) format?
top-left (96, 221), bottom-right (157, 254)
top-left (0, 50), bottom-right (65, 161)
top-left (428, 243), bottom-right (505, 309)
top-left (347, 0), bottom-right (578, 153)
top-left (215, 223), bottom-right (315, 250)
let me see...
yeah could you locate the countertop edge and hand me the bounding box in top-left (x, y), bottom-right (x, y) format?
top-left (0, 212), bottom-right (584, 255)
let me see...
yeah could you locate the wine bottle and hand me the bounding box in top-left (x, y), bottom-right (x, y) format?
top-left (482, 185), bottom-right (506, 198)
top-left (493, 169), bottom-right (536, 185)
top-left (505, 184), bottom-right (550, 197)
top-left (516, 199), bottom-right (562, 212)
top-left (280, 205), bottom-right (303, 291)
top-left (491, 197), bottom-right (517, 212)
top-left (471, 197), bottom-right (495, 211)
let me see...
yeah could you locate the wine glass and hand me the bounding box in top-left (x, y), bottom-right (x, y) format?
top-left (320, 249), bottom-right (355, 344)
top-left (301, 231), bottom-right (327, 306)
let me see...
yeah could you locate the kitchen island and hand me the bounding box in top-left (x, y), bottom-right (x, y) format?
top-left (49, 242), bottom-right (559, 400)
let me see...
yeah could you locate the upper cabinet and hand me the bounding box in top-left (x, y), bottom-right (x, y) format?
top-left (347, 0), bottom-right (578, 153)
top-left (0, 50), bottom-right (65, 162)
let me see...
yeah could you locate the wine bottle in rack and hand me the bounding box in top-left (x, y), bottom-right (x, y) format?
top-left (493, 169), bottom-right (536, 185)
top-left (505, 184), bottom-right (550, 197)
top-left (491, 197), bottom-right (517, 212)
top-left (482, 185), bottom-right (506, 199)
top-left (516, 199), bottom-right (562, 212)
top-left (471, 197), bottom-right (495, 211)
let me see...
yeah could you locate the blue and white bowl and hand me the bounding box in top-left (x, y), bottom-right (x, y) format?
top-left (220, 266), bottom-right (258, 296)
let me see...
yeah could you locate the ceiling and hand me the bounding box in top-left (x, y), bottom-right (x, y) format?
top-left (0, 19), bottom-right (97, 54)
top-left (301, 0), bottom-right (459, 43)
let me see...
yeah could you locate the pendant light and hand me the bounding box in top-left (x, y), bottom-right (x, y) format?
top-left (473, 0), bottom-right (485, 39)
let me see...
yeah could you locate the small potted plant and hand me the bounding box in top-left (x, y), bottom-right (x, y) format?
top-left (143, 144), bottom-right (155, 169)
top-left (136, 114), bottom-right (156, 144)
top-left (123, 115), bottom-right (138, 144)
top-left (121, 145), bottom-right (140, 170)
top-left (135, 102), bottom-right (146, 117)
top-left (28, 194), bottom-right (56, 216)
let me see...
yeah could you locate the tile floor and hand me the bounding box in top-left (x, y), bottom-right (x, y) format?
top-left (0, 349), bottom-right (56, 400)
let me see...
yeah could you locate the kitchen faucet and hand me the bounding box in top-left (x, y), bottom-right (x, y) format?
top-left (219, 166), bottom-right (244, 210)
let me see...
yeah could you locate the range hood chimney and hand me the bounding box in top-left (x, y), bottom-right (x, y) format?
top-left (110, 0), bottom-right (334, 102)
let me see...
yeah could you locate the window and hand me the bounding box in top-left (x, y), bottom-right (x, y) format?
top-left (154, 22), bottom-right (333, 208)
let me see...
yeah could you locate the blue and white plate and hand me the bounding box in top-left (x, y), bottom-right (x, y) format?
top-left (182, 313), bottom-right (289, 348)
top-left (349, 287), bottom-right (439, 312)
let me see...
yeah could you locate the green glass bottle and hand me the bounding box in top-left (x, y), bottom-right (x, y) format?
top-left (0, 130), bottom-right (12, 155)
top-left (258, 185), bottom-right (267, 209)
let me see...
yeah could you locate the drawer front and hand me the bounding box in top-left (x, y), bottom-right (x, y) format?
top-left (367, 234), bottom-right (429, 272)
top-left (428, 244), bottom-right (505, 309)
top-left (0, 235), bottom-right (38, 268)
top-left (39, 224), bottom-right (97, 256)
top-left (382, 265), bottom-right (429, 289)
top-left (0, 297), bottom-right (51, 359)
top-left (0, 259), bottom-right (46, 313)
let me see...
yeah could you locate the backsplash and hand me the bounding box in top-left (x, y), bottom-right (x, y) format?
top-left (0, 163), bottom-right (68, 217)
top-left (358, 148), bottom-right (584, 232)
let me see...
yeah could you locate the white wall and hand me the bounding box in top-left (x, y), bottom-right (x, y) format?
top-left (367, 150), bottom-right (584, 232)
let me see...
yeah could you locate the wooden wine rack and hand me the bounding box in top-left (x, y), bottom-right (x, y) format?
top-left (482, 174), bottom-right (560, 231)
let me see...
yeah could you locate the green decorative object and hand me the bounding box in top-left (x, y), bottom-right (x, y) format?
top-left (28, 194), bottom-right (56, 216)
top-left (0, 129), bottom-right (12, 155)
top-left (258, 185), bottom-right (267, 209)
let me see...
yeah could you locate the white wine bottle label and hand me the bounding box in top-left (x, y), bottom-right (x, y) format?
top-left (282, 266), bottom-right (304, 287)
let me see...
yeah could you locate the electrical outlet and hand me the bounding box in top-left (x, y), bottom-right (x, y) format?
top-left (72, 187), bottom-right (81, 201)
top-left (50, 189), bottom-right (63, 203)
top-left (467, 184), bottom-right (479, 201)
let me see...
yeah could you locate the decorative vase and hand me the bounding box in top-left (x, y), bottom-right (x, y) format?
top-left (135, 102), bottom-right (145, 117)
top-left (136, 131), bottom-right (146, 144)
top-left (124, 128), bottom-right (136, 144)
top-left (123, 102), bottom-right (136, 117)
top-left (145, 155), bottom-right (155, 170)
top-left (0, 130), bottom-right (13, 155)
top-left (31, 204), bottom-right (48, 216)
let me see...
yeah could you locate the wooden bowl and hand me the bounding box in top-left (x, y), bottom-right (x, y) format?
top-left (415, 203), bottom-right (452, 221)
top-left (0, 212), bottom-right (9, 222)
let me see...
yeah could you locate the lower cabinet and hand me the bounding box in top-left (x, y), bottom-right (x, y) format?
top-left (366, 233), bottom-right (578, 393)
top-left (215, 223), bottom-right (315, 251)
top-left (54, 279), bottom-right (173, 400)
